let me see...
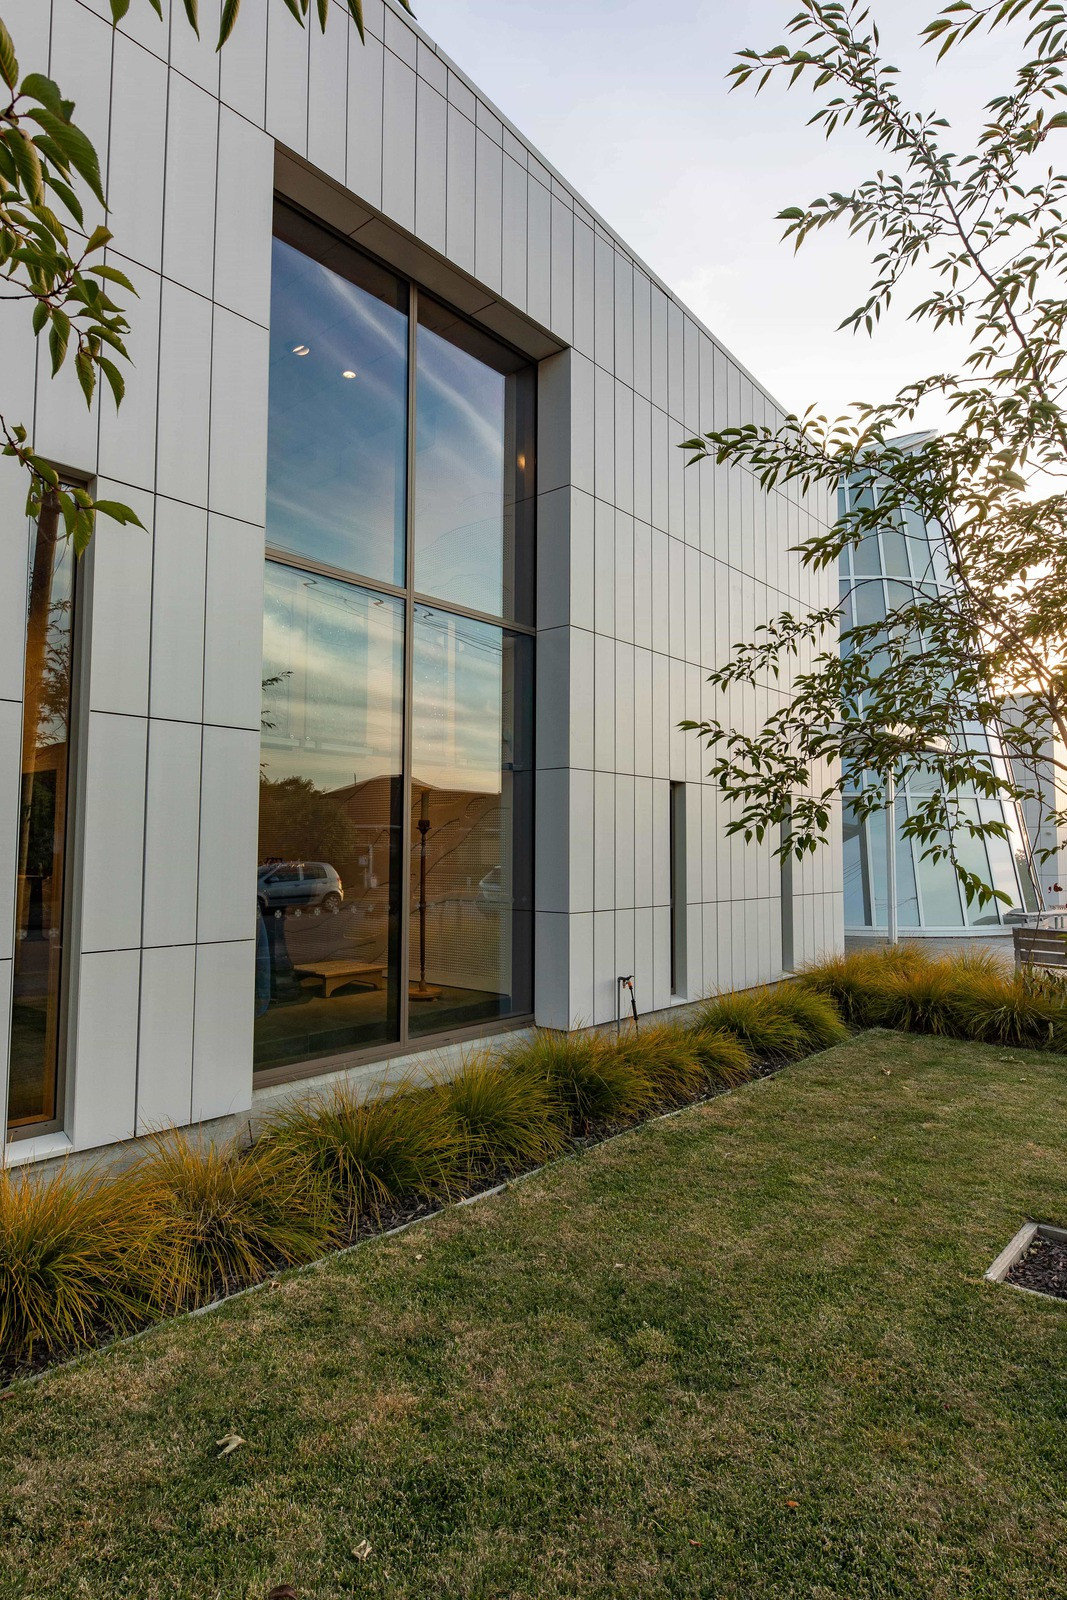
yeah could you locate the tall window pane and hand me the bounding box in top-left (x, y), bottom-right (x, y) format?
top-left (267, 210), bottom-right (408, 587)
top-left (414, 298), bottom-right (536, 622)
top-left (9, 495), bottom-right (75, 1131)
top-left (409, 610), bottom-right (533, 1037)
top-left (256, 564), bottom-right (405, 1071)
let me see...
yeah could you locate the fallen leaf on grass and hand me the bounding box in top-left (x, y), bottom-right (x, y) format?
top-left (353, 1540), bottom-right (372, 1563)
top-left (216, 1434), bottom-right (246, 1457)
top-left (785, 1500), bottom-right (799, 1508)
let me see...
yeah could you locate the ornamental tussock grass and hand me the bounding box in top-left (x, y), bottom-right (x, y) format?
top-left (0, 1165), bottom-right (147, 1368)
top-left (688, 1026), bottom-right (754, 1087)
top-left (869, 960), bottom-right (964, 1037)
top-left (436, 1053), bottom-right (568, 1172)
top-left (269, 1082), bottom-right (464, 1227)
top-left (696, 986), bottom-right (810, 1062)
top-left (769, 984), bottom-right (849, 1053)
top-left (798, 948), bottom-right (927, 1026)
top-left (123, 1133), bottom-right (334, 1314)
top-left (613, 1023), bottom-right (708, 1105)
top-left (508, 1030), bottom-right (654, 1134)
top-left (947, 966), bottom-right (1061, 1050)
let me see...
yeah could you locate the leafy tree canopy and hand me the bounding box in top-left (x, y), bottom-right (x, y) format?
top-left (682, 0), bottom-right (1067, 912)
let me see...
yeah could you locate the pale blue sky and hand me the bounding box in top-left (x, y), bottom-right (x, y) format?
top-left (415, 0), bottom-right (1023, 427)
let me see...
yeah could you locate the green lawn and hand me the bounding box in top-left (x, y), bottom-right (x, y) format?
top-left (3, 1031), bottom-right (1067, 1600)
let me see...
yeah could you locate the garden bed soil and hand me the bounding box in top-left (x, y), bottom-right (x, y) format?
top-left (1006, 1235), bottom-right (1067, 1300)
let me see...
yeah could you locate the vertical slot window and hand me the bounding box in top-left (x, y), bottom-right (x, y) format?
top-left (669, 781), bottom-right (686, 996)
top-left (8, 492), bottom-right (76, 1134)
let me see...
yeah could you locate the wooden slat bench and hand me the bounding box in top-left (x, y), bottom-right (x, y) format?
top-left (1013, 925), bottom-right (1067, 972)
top-left (294, 961), bottom-right (387, 999)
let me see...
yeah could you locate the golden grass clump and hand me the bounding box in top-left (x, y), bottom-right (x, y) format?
top-left (867, 959), bottom-right (964, 1037)
top-left (508, 1030), bottom-right (654, 1134)
top-left (695, 986), bottom-right (811, 1062)
top-left (945, 963), bottom-right (1061, 1050)
top-left (688, 1026), bottom-right (753, 1086)
top-left (269, 1082), bottom-right (464, 1227)
top-left (437, 1052), bottom-right (568, 1172)
top-left (0, 1165), bottom-right (147, 1368)
top-left (122, 1132), bottom-right (333, 1313)
top-left (613, 1023), bottom-right (708, 1105)
top-left (769, 984), bottom-right (849, 1053)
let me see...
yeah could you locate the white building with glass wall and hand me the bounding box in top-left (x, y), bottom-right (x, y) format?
top-left (0, 0), bottom-right (841, 1166)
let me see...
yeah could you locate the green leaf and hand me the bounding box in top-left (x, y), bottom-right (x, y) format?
top-left (97, 355), bottom-right (126, 408)
top-left (279, 0), bottom-right (307, 24)
top-left (109, 0), bottom-right (132, 19)
top-left (88, 262), bottom-right (138, 295)
top-left (74, 347), bottom-right (96, 408)
top-left (93, 498), bottom-right (146, 529)
top-left (31, 300), bottom-right (48, 336)
top-left (218, 0), bottom-right (241, 48)
top-left (48, 308), bottom-right (71, 375)
top-left (25, 110), bottom-right (106, 206)
top-left (19, 74), bottom-right (64, 114)
top-left (85, 223), bottom-right (112, 254)
top-left (6, 127), bottom-right (45, 205)
top-left (316, 0), bottom-right (328, 26)
top-left (181, 0), bottom-right (200, 36)
top-left (346, 0), bottom-right (365, 40)
top-left (0, 16), bottom-right (18, 91)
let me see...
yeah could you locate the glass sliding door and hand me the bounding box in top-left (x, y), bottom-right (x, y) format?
top-left (258, 203), bottom-right (536, 1079)
top-left (8, 493), bottom-right (76, 1134)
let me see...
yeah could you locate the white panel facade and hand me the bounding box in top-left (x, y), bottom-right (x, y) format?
top-left (2, 0), bottom-right (841, 1159)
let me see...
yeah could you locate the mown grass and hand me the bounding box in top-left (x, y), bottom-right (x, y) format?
top-left (2, 1031), bottom-right (1066, 1599)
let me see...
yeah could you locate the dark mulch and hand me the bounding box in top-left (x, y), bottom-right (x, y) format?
top-left (1006, 1234), bottom-right (1067, 1300)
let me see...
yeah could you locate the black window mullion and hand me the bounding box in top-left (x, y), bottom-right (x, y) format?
top-left (398, 284), bottom-right (420, 1049)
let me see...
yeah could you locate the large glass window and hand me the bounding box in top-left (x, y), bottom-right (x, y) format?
top-left (259, 207), bottom-right (536, 1078)
top-left (415, 298), bottom-right (536, 623)
top-left (267, 208), bottom-right (409, 587)
top-left (8, 493), bottom-right (76, 1134)
top-left (256, 566), bottom-right (405, 1071)
top-left (409, 612), bottom-right (533, 1036)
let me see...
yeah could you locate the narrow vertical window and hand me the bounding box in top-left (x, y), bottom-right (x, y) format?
top-left (669, 781), bottom-right (686, 996)
top-left (8, 492), bottom-right (76, 1134)
top-left (780, 802), bottom-right (795, 973)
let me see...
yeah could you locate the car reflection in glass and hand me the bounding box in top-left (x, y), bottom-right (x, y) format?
top-left (257, 861), bottom-right (344, 914)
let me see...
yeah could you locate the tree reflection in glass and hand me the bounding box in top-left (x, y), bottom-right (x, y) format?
top-left (9, 493), bottom-right (75, 1131)
top-left (255, 564), bottom-right (404, 1071)
top-left (408, 609), bottom-right (533, 1037)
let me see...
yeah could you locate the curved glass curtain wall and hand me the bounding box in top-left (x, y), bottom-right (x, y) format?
top-left (839, 473), bottom-right (1040, 933)
top-left (257, 205), bottom-right (535, 1076)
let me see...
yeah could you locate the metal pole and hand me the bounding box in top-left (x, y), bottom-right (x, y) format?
top-left (886, 769), bottom-right (898, 947)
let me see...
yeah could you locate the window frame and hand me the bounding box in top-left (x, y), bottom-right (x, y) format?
top-left (6, 479), bottom-right (90, 1143)
top-left (258, 201), bottom-right (537, 1085)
